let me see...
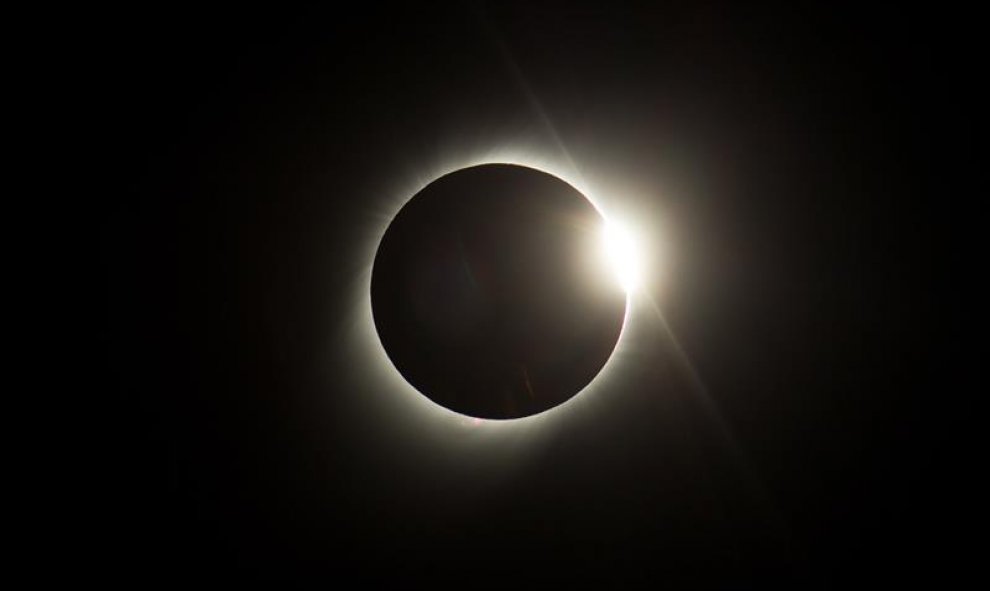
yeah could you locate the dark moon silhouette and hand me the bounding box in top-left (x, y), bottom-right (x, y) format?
top-left (371, 164), bottom-right (626, 419)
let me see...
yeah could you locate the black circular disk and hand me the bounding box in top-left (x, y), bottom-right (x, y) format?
top-left (371, 164), bottom-right (626, 419)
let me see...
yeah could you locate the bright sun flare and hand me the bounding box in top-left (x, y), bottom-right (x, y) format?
top-left (602, 220), bottom-right (642, 293)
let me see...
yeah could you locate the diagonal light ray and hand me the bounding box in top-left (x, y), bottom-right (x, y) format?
top-left (640, 289), bottom-right (792, 538)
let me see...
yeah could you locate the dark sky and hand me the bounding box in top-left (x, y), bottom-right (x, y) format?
top-left (101, 3), bottom-right (962, 587)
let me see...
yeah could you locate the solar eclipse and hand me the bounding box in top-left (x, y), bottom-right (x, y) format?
top-left (371, 163), bottom-right (632, 419)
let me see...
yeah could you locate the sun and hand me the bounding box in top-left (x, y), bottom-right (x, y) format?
top-left (353, 148), bottom-right (656, 431)
top-left (601, 219), bottom-right (642, 293)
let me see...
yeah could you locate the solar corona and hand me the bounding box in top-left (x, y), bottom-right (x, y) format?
top-left (370, 163), bottom-right (642, 420)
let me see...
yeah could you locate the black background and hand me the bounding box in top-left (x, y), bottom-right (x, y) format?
top-left (101, 3), bottom-right (965, 587)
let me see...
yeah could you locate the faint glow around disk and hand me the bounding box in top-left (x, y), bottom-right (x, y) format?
top-left (602, 220), bottom-right (642, 292)
top-left (355, 144), bottom-right (654, 432)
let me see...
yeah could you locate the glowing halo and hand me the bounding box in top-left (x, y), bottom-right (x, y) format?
top-left (602, 219), bottom-right (643, 293)
top-left (346, 144), bottom-right (653, 437)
